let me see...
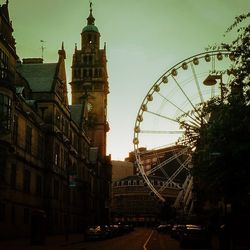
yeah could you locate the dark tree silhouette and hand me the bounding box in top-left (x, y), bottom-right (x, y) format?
top-left (177, 12), bottom-right (250, 213)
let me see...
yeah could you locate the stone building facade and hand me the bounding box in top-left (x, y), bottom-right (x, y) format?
top-left (0, 1), bottom-right (111, 239)
top-left (111, 175), bottom-right (180, 225)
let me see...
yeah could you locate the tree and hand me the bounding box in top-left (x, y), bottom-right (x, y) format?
top-left (177, 13), bottom-right (250, 213)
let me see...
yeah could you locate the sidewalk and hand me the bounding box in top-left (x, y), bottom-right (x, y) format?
top-left (0, 233), bottom-right (85, 250)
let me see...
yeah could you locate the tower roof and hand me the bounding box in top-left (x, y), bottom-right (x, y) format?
top-left (82, 1), bottom-right (99, 33)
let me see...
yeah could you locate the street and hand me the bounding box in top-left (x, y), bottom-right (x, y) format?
top-left (0, 227), bottom-right (220, 250)
top-left (68, 227), bottom-right (218, 250)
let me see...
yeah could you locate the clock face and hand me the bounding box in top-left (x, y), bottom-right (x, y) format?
top-left (87, 102), bottom-right (93, 112)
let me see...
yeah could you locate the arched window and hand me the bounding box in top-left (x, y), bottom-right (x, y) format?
top-left (88, 34), bottom-right (92, 43)
top-left (89, 69), bottom-right (92, 77)
top-left (89, 55), bottom-right (92, 65)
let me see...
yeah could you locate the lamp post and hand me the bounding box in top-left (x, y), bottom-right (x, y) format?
top-left (203, 74), bottom-right (224, 101)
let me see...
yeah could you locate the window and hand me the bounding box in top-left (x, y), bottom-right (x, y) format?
top-left (69, 130), bottom-right (73, 143)
top-left (55, 110), bottom-right (60, 128)
top-left (54, 179), bottom-right (59, 200)
top-left (63, 150), bottom-right (68, 170)
top-left (74, 68), bottom-right (78, 78)
top-left (88, 34), bottom-right (92, 43)
top-left (94, 68), bottom-right (98, 77)
top-left (0, 203), bottom-right (5, 222)
top-left (65, 121), bottom-right (69, 137)
top-left (10, 164), bottom-right (16, 188)
top-left (23, 169), bottom-right (31, 193)
top-left (38, 134), bottom-right (44, 160)
top-left (55, 142), bottom-right (60, 166)
top-left (36, 175), bottom-right (42, 195)
top-left (23, 208), bottom-right (29, 224)
top-left (0, 93), bottom-right (12, 132)
top-left (0, 48), bottom-right (9, 79)
top-left (11, 206), bottom-right (15, 224)
top-left (12, 115), bottom-right (18, 144)
top-left (25, 125), bottom-right (32, 153)
top-left (84, 56), bottom-right (87, 64)
top-left (99, 68), bottom-right (102, 77)
top-left (94, 83), bottom-right (103, 91)
top-left (88, 55), bottom-right (93, 64)
top-left (89, 69), bottom-right (92, 77)
top-left (73, 133), bottom-right (78, 150)
top-left (61, 147), bottom-right (64, 168)
top-left (61, 116), bottom-right (64, 132)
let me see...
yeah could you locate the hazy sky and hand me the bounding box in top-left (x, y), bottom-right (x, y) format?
top-left (7, 0), bottom-right (249, 160)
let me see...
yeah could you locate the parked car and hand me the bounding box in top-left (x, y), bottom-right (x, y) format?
top-left (180, 224), bottom-right (211, 247)
top-left (85, 225), bottom-right (106, 241)
top-left (102, 225), bottom-right (114, 239)
top-left (156, 223), bottom-right (173, 234)
top-left (178, 216), bottom-right (211, 247)
top-left (123, 224), bottom-right (134, 233)
top-left (109, 224), bottom-right (123, 237)
top-left (171, 223), bottom-right (186, 239)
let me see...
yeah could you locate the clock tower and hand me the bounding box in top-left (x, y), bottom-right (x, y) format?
top-left (70, 3), bottom-right (109, 158)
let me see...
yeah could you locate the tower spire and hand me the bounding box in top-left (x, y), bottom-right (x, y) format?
top-left (87, 1), bottom-right (95, 25)
top-left (90, 1), bottom-right (92, 11)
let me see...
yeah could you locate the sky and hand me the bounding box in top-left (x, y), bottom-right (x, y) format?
top-left (7, 0), bottom-right (249, 160)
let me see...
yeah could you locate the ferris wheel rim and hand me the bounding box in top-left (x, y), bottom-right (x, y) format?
top-left (133, 49), bottom-right (233, 202)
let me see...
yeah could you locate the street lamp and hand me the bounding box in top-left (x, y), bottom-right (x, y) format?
top-left (203, 74), bottom-right (222, 86)
top-left (203, 74), bottom-right (224, 101)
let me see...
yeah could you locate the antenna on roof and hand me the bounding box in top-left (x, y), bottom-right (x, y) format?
top-left (40, 40), bottom-right (46, 60)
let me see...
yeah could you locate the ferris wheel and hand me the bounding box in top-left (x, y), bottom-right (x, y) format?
top-left (133, 50), bottom-right (234, 204)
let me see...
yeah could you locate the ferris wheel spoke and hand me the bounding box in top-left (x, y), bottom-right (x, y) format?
top-left (145, 110), bottom-right (201, 130)
top-left (157, 92), bottom-right (202, 126)
top-left (142, 175), bottom-right (165, 201)
top-left (159, 156), bottom-right (191, 192)
top-left (145, 148), bottom-right (188, 175)
top-left (138, 145), bottom-right (186, 158)
top-left (146, 110), bottom-right (179, 123)
top-left (140, 130), bottom-right (184, 134)
top-left (171, 75), bottom-right (197, 111)
top-left (190, 63), bottom-right (204, 103)
top-left (171, 75), bottom-right (205, 123)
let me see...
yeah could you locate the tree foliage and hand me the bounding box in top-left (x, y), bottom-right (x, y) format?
top-left (178, 13), bottom-right (250, 209)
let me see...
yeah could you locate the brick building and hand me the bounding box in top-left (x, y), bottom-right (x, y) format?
top-left (0, 1), bottom-right (111, 239)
